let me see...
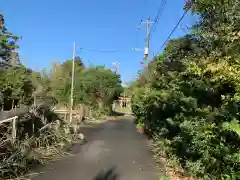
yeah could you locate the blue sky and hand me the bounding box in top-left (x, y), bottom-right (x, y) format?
top-left (1, 0), bottom-right (196, 83)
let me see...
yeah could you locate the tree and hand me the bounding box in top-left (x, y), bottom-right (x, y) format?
top-left (0, 66), bottom-right (34, 109)
top-left (0, 13), bottom-right (21, 69)
top-left (49, 58), bottom-right (85, 106)
top-left (75, 66), bottom-right (123, 109)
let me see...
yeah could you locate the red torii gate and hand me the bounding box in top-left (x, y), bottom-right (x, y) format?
top-left (117, 97), bottom-right (131, 108)
top-left (118, 97), bottom-right (131, 103)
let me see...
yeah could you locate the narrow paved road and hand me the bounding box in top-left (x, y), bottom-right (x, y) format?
top-left (32, 117), bottom-right (162, 180)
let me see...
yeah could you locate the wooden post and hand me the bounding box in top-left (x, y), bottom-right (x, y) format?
top-left (1, 101), bottom-right (4, 111)
top-left (64, 112), bottom-right (67, 122)
top-left (79, 105), bottom-right (83, 123)
top-left (113, 102), bottom-right (115, 111)
top-left (89, 107), bottom-right (91, 118)
top-left (12, 100), bottom-right (14, 110)
top-left (12, 117), bottom-right (17, 142)
top-left (32, 119), bottom-right (35, 135)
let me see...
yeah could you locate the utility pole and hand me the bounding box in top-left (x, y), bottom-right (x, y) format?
top-left (134, 17), bottom-right (153, 66)
top-left (69, 42), bottom-right (76, 123)
top-left (143, 17), bottom-right (153, 65)
top-left (112, 62), bottom-right (119, 74)
top-left (112, 62), bottom-right (119, 111)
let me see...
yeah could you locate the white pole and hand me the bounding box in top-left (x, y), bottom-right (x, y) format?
top-left (69, 42), bottom-right (76, 123)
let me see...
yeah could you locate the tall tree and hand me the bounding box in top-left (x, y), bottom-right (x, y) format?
top-left (75, 66), bottom-right (123, 108)
top-left (0, 13), bottom-right (21, 68)
top-left (50, 58), bottom-right (85, 106)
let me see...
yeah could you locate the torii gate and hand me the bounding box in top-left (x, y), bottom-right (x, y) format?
top-left (112, 97), bottom-right (131, 113)
top-left (118, 97), bottom-right (131, 108)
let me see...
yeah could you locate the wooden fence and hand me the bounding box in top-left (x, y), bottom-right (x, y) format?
top-left (0, 116), bottom-right (18, 142)
top-left (0, 104), bottom-right (91, 142)
top-left (0, 105), bottom-right (30, 120)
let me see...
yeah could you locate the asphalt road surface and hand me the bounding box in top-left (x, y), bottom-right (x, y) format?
top-left (32, 117), bottom-right (162, 180)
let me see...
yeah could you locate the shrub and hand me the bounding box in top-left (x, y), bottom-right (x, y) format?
top-left (131, 0), bottom-right (240, 179)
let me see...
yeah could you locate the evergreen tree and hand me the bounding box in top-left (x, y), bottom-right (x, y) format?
top-left (0, 13), bottom-right (21, 68)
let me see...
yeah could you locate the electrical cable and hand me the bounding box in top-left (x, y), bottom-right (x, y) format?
top-left (159, 9), bottom-right (190, 51)
top-left (147, 0), bottom-right (168, 41)
top-left (79, 48), bottom-right (122, 53)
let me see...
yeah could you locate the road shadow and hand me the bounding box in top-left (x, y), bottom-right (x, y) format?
top-left (93, 167), bottom-right (119, 180)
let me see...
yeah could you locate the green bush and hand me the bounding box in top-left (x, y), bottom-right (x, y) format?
top-left (131, 0), bottom-right (240, 179)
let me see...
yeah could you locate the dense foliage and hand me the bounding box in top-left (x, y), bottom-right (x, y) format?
top-left (0, 66), bottom-right (34, 109)
top-left (131, 0), bottom-right (240, 179)
top-left (50, 61), bottom-right (123, 111)
top-left (75, 66), bottom-right (122, 108)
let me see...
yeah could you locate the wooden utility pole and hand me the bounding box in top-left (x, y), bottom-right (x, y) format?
top-left (69, 42), bottom-right (76, 123)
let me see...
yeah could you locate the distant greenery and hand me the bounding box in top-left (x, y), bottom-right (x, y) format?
top-left (0, 12), bottom-right (123, 113)
top-left (0, 66), bottom-right (34, 108)
top-left (131, 0), bottom-right (240, 179)
top-left (75, 66), bottom-right (122, 109)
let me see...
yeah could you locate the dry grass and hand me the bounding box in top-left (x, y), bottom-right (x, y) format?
top-left (151, 140), bottom-right (195, 180)
top-left (0, 120), bottom-right (83, 180)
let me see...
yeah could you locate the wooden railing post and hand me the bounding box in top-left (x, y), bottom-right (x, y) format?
top-left (12, 117), bottom-right (17, 142)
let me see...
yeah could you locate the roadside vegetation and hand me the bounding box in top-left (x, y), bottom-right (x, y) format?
top-left (0, 12), bottom-right (123, 179)
top-left (131, 0), bottom-right (240, 179)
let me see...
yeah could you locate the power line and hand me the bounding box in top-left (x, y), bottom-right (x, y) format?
top-left (160, 9), bottom-right (190, 51)
top-left (138, 0), bottom-right (167, 64)
top-left (151, 0), bottom-right (167, 30)
top-left (79, 47), bottom-right (122, 53)
top-left (147, 0), bottom-right (168, 40)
